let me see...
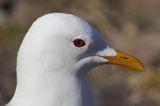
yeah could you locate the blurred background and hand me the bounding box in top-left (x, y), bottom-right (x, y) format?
top-left (0, 0), bottom-right (160, 106)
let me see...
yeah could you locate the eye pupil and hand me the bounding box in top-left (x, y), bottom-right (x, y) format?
top-left (73, 39), bottom-right (86, 47)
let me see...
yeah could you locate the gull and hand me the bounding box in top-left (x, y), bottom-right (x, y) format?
top-left (6, 13), bottom-right (144, 106)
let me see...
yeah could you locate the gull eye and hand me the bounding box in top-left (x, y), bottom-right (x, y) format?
top-left (72, 39), bottom-right (86, 48)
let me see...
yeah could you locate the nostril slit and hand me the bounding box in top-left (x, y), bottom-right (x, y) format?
top-left (120, 56), bottom-right (129, 60)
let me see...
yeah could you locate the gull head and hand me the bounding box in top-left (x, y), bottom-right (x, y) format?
top-left (7, 13), bottom-right (145, 106)
top-left (18, 13), bottom-right (144, 77)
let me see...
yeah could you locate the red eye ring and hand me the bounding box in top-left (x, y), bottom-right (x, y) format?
top-left (72, 39), bottom-right (86, 48)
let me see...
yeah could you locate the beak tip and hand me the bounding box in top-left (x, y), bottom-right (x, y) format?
top-left (135, 60), bottom-right (145, 72)
top-left (130, 61), bottom-right (145, 72)
top-left (138, 65), bottom-right (145, 72)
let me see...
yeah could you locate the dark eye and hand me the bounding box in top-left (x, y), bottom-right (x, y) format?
top-left (73, 39), bottom-right (86, 48)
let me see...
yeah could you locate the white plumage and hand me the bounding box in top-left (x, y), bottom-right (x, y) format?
top-left (6, 13), bottom-right (144, 106)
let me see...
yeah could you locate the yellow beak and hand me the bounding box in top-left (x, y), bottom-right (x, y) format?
top-left (103, 50), bottom-right (144, 71)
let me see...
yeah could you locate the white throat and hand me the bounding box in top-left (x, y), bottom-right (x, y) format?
top-left (8, 68), bottom-right (95, 106)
